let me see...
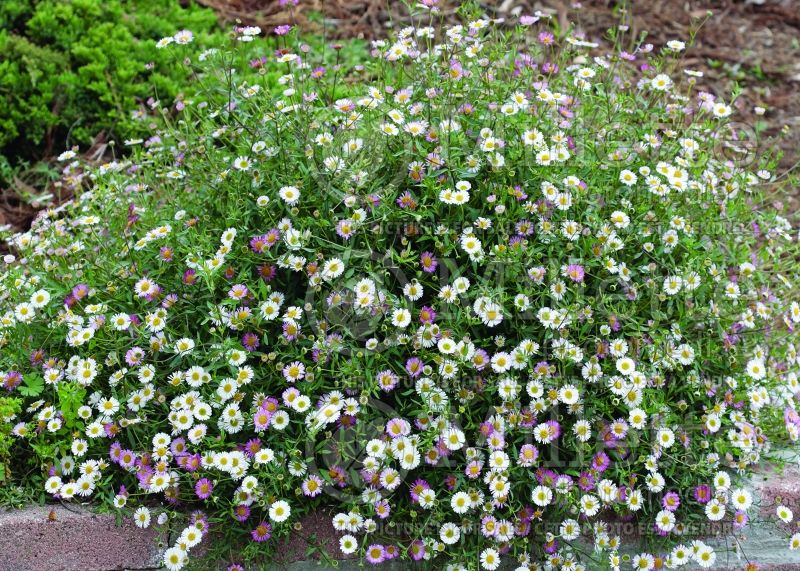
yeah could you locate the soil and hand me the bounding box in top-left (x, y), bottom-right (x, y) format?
top-left (2, 0), bottom-right (798, 236)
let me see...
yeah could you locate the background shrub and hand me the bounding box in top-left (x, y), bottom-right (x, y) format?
top-left (0, 0), bottom-right (220, 170)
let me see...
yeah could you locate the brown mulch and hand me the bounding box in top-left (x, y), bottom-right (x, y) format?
top-left (3, 0), bottom-right (798, 237)
top-left (191, 0), bottom-right (389, 36)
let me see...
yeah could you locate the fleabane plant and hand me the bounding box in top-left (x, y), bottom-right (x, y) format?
top-left (1, 4), bottom-right (800, 571)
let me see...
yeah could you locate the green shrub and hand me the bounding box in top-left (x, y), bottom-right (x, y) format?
top-left (0, 0), bottom-right (221, 168)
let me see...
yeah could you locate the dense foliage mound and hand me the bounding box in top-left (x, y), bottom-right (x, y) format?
top-left (0, 0), bottom-right (219, 170)
top-left (2, 4), bottom-right (800, 570)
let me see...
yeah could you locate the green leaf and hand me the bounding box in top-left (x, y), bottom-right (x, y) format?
top-left (57, 383), bottom-right (86, 429)
top-left (18, 373), bottom-right (44, 397)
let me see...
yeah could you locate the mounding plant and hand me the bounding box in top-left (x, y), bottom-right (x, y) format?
top-left (2, 3), bottom-right (800, 570)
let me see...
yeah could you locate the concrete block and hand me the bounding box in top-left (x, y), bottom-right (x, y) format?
top-left (0, 505), bottom-right (164, 571)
